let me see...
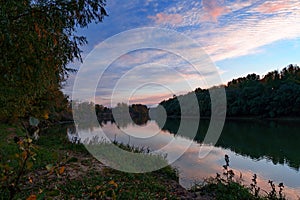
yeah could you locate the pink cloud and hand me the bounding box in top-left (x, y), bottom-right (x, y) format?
top-left (129, 93), bottom-right (173, 106)
top-left (182, 0), bottom-right (300, 62)
top-left (148, 13), bottom-right (183, 25)
top-left (254, 0), bottom-right (292, 14)
top-left (202, 0), bottom-right (230, 22)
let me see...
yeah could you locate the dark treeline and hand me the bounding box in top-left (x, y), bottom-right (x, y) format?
top-left (71, 102), bottom-right (149, 127)
top-left (159, 64), bottom-right (300, 118)
top-left (96, 103), bottom-right (149, 127)
top-left (95, 103), bottom-right (149, 120)
top-left (73, 102), bottom-right (149, 128)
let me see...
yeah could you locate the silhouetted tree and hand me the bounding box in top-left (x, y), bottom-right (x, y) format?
top-left (158, 64), bottom-right (300, 118)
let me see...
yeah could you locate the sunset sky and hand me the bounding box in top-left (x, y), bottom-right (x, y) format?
top-left (67, 0), bottom-right (300, 107)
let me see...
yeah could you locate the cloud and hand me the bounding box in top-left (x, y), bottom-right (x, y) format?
top-left (90, 45), bottom-right (221, 106)
top-left (129, 93), bottom-right (173, 106)
top-left (147, 0), bottom-right (300, 62)
top-left (160, 0), bottom-right (300, 62)
top-left (201, 0), bottom-right (231, 22)
top-left (148, 13), bottom-right (183, 25)
top-left (202, 8), bottom-right (300, 61)
top-left (67, 0), bottom-right (300, 106)
top-left (253, 0), bottom-right (293, 14)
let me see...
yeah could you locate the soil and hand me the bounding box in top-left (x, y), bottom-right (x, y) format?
top-left (25, 151), bottom-right (214, 199)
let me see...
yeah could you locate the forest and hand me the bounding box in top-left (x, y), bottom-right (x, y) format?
top-left (159, 64), bottom-right (300, 118)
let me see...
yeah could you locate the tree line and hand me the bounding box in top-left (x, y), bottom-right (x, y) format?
top-left (159, 64), bottom-right (300, 118)
top-left (73, 101), bottom-right (149, 127)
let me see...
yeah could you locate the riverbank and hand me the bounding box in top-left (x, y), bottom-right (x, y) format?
top-left (0, 123), bottom-right (209, 199)
top-left (0, 123), bottom-right (291, 199)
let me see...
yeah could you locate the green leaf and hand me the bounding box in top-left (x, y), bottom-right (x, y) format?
top-left (45, 164), bottom-right (53, 171)
top-left (29, 117), bottom-right (39, 126)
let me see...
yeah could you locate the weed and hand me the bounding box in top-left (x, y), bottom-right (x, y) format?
top-left (191, 155), bottom-right (287, 200)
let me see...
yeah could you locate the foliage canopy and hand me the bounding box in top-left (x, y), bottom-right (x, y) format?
top-left (0, 0), bottom-right (108, 122)
top-left (159, 64), bottom-right (300, 118)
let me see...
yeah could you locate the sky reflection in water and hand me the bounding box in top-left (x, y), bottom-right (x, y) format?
top-left (68, 120), bottom-right (300, 199)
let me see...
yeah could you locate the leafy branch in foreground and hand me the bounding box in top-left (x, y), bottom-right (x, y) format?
top-left (0, 123), bottom-right (38, 199)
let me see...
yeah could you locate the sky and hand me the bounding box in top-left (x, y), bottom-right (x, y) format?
top-left (66, 0), bottom-right (300, 107)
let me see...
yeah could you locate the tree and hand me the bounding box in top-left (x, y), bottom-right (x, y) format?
top-left (159, 64), bottom-right (300, 118)
top-left (0, 0), bottom-right (108, 122)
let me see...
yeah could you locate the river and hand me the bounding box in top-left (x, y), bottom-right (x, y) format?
top-left (60, 118), bottom-right (300, 199)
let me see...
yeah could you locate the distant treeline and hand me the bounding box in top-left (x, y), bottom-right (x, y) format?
top-left (73, 102), bottom-right (149, 127)
top-left (158, 64), bottom-right (300, 118)
top-left (95, 103), bottom-right (149, 119)
top-left (75, 102), bottom-right (148, 125)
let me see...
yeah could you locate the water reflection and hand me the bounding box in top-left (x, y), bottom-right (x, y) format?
top-left (65, 118), bottom-right (300, 199)
top-left (158, 118), bottom-right (300, 171)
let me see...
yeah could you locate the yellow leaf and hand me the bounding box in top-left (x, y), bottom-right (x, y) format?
top-left (44, 113), bottom-right (49, 119)
top-left (28, 177), bottom-right (33, 183)
top-left (59, 166), bottom-right (65, 175)
top-left (26, 138), bottom-right (33, 143)
top-left (26, 194), bottom-right (37, 200)
top-left (108, 180), bottom-right (118, 188)
top-left (26, 161), bottom-right (33, 169)
top-left (95, 185), bottom-right (101, 190)
top-left (22, 151), bottom-right (28, 159)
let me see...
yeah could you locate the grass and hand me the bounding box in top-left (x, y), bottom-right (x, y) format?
top-left (193, 178), bottom-right (261, 200)
top-left (11, 167), bottom-right (179, 200)
top-left (190, 155), bottom-right (288, 200)
top-left (0, 123), bottom-right (180, 199)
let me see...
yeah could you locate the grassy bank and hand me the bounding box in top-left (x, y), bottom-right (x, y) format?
top-left (0, 123), bottom-right (191, 199)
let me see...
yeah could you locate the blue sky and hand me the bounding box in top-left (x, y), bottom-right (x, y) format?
top-left (67, 0), bottom-right (300, 106)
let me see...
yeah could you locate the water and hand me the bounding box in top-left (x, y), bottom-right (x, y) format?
top-left (65, 118), bottom-right (300, 199)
